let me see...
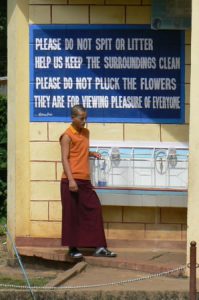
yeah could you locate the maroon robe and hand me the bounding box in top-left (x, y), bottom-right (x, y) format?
top-left (61, 179), bottom-right (107, 248)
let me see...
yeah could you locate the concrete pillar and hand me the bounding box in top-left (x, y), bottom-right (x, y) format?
top-left (187, 0), bottom-right (199, 277)
top-left (7, 0), bottom-right (30, 256)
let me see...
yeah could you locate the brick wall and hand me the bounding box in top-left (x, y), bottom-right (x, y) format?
top-left (28, 0), bottom-right (190, 241)
top-left (103, 206), bottom-right (187, 241)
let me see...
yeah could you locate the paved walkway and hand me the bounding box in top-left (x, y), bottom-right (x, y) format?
top-left (48, 247), bottom-right (193, 292)
top-left (62, 265), bottom-right (190, 292)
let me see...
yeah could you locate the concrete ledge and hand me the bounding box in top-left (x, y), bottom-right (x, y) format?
top-left (84, 256), bottom-right (185, 278)
top-left (17, 246), bottom-right (72, 262)
top-left (17, 246), bottom-right (186, 278)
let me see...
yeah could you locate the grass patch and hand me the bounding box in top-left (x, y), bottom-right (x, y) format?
top-left (0, 276), bottom-right (55, 288)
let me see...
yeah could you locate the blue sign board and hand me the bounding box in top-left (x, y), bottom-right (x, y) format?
top-left (30, 25), bottom-right (185, 123)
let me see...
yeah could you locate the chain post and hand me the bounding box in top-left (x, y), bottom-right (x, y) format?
top-left (190, 241), bottom-right (197, 300)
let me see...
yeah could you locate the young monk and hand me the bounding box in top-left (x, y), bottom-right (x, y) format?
top-left (60, 104), bottom-right (116, 258)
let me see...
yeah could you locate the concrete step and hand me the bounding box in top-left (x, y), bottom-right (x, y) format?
top-left (17, 246), bottom-right (186, 278)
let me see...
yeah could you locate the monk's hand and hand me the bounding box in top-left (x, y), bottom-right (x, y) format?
top-left (69, 179), bottom-right (78, 192)
top-left (93, 152), bottom-right (101, 159)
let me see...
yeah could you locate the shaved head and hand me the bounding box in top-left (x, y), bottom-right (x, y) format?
top-left (71, 105), bottom-right (86, 117)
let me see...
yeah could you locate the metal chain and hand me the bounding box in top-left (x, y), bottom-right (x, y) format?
top-left (0, 265), bottom-right (186, 290)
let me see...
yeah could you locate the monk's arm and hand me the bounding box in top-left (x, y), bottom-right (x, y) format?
top-left (60, 135), bottom-right (78, 192)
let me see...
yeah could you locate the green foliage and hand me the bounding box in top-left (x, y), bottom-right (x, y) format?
top-left (0, 0), bottom-right (7, 76)
top-left (0, 216), bottom-right (6, 235)
top-left (0, 95), bottom-right (7, 218)
top-left (0, 178), bottom-right (7, 219)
